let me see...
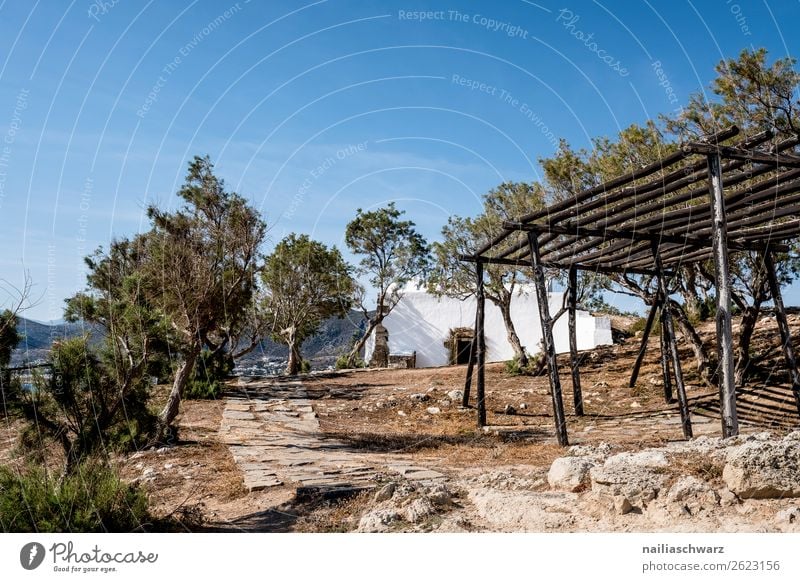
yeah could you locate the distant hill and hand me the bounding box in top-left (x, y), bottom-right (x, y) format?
top-left (11, 311), bottom-right (372, 366)
top-left (10, 318), bottom-right (96, 365)
top-left (237, 310), bottom-right (371, 363)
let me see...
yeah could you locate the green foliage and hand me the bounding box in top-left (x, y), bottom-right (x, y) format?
top-left (685, 296), bottom-right (716, 325)
top-left (629, 315), bottom-right (661, 336)
top-left (185, 349), bottom-right (233, 400)
top-left (0, 310), bottom-right (20, 405)
top-left (335, 354), bottom-right (364, 369)
top-left (346, 203), bottom-right (429, 297)
top-left (0, 461), bottom-right (149, 533)
top-left (144, 155), bottom-right (267, 428)
top-left (17, 337), bottom-right (156, 466)
top-left (664, 47), bottom-right (800, 138)
top-left (300, 359), bottom-right (311, 374)
top-left (262, 233), bottom-right (355, 375)
top-left (0, 309), bottom-right (20, 369)
top-left (429, 182), bottom-right (545, 301)
top-left (504, 353), bottom-right (541, 376)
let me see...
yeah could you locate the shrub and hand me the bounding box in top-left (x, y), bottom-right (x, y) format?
top-left (300, 359), bottom-right (312, 374)
top-left (629, 315), bottom-right (661, 336)
top-left (185, 349), bottom-right (233, 400)
top-left (335, 355), bottom-right (365, 370)
top-left (16, 337), bottom-right (156, 462)
top-left (504, 354), bottom-right (542, 376)
top-left (505, 357), bottom-right (524, 376)
top-left (0, 461), bottom-right (150, 533)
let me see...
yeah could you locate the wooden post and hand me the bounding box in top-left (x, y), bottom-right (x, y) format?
top-left (475, 261), bottom-right (487, 427)
top-left (764, 251), bottom-right (800, 416)
top-left (659, 317), bottom-right (674, 404)
top-left (707, 153), bottom-right (739, 438)
top-left (629, 299), bottom-right (660, 388)
top-left (652, 243), bottom-right (693, 439)
top-left (462, 308), bottom-right (479, 407)
top-left (567, 265), bottom-right (584, 416)
top-left (528, 232), bottom-right (569, 446)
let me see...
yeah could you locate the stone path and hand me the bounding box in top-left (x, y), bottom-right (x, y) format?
top-left (219, 377), bottom-right (445, 492)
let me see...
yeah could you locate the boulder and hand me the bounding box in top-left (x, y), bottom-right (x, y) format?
top-left (447, 390), bottom-right (464, 402)
top-left (374, 482), bottom-right (396, 503)
top-left (357, 508), bottom-right (401, 532)
top-left (404, 497), bottom-right (435, 523)
top-left (666, 476), bottom-right (713, 503)
top-left (590, 451), bottom-right (669, 509)
top-left (548, 457), bottom-right (595, 492)
top-left (613, 495), bottom-right (634, 515)
top-left (426, 483), bottom-right (453, 506)
top-left (410, 393), bottom-right (430, 403)
top-left (426, 407), bottom-right (441, 415)
top-left (722, 439), bottom-right (800, 499)
top-left (717, 488), bottom-right (739, 507)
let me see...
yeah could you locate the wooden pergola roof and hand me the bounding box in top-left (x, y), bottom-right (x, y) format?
top-left (465, 126), bottom-right (800, 274)
top-left (457, 126), bottom-right (800, 446)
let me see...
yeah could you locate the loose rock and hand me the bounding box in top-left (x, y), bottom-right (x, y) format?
top-left (374, 482), bottom-right (396, 503)
top-left (404, 497), bottom-right (435, 523)
top-left (357, 508), bottom-right (401, 533)
top-left (548, 457), bottom-right (595, 492)
top-left (722, 438), bottom-right (800, 499)
top-left (776, 507), bottom-right (800, 524)
top-left (447, 390), bottom-right (464, 402)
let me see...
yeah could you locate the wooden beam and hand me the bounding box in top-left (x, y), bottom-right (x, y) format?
top-left (539, 131), bottom-right (783, 251)
top-left (686, 142), bottom-right (800, 168)
top-left (459, 254), bottom-right (668, 276)
top-left (528, 232), bottom-right (569, 445)
top-left (660, 317), bottom-right (674, 404)
top-left (707, 153), bottom-right (739, 438)
top-left (503, 221), bottom-right (778, 253)
top-left (462, 306), bottom-right (479, 408)
top-left (764, 251), bottom-right (800, 417)
top-left (652, 243), bottom-right (693, 439)
top-left (629, 300), bottom-right (660, 388)
top-left (567, 265), bottom-right (584, 416)
top-left (475, 261), bottom-right (487, 427)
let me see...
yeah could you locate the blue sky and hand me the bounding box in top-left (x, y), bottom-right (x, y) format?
top-left (1, 0), bottom-right (799, 321)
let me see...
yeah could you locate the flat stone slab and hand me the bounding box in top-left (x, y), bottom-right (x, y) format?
top-left (220, 377), bottom-right (446, 493)
top-left (222, 410), bottom-right (256, 421)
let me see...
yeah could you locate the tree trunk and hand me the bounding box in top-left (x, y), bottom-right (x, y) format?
top-left (286, 341), bottom-right (302, 375)
top-left (734, 292), bottom-right (765, 387)
top-left (669, 300), bottom-right (712, 384)
top-left (154, 345), bottom-right (200, 444)
top-left (346, 317), bottom-right (380, 367)
top-left (497, 299), bottom-right (528, 367)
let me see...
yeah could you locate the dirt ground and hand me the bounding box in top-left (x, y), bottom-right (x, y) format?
top-left (3, 312), bottom-right (800, 532)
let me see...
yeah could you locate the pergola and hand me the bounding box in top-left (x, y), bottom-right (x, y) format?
top-left (459, 126), bottom-right (800, 445)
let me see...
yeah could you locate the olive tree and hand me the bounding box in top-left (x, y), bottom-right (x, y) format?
top-left (343, 203), bottom-right (429, 367)
top-left (261, 234), bottom-right (355, 375)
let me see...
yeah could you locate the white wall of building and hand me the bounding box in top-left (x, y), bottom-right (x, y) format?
top-left (365, 288), bottom-right (613, 368)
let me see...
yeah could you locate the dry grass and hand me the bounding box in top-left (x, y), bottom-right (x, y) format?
top-left (292, 490), bottom-right (374, 533)
top-left (666, 452), bottom-right (725, 485)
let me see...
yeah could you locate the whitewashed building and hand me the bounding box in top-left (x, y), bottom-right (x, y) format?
top-left (364, 286), bottom-right (613, 368)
